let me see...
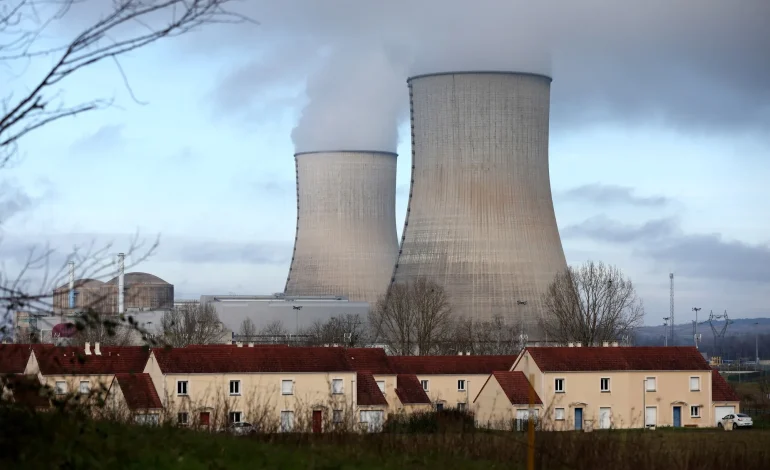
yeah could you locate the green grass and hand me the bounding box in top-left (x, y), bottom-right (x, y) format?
top-left (3, 407), bottom-right (770, 470)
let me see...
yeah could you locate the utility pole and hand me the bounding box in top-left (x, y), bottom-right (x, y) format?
top-left (669, 273), bottom-right (675, 346)
top-left (692, 307), bottom-right (701, 349)
top-left (756, 322), bottom-right (760, 371)
top-left (663, 317), bottom-right (669, 347)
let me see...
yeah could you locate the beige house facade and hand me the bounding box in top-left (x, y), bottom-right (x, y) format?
top-left (473, 371), bottom-right (542, 430)
top-left (513, 346), bottom-right (723, 430)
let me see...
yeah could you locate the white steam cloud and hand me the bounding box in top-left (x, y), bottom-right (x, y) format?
top-left (203, 0), bottom-right (770, 153)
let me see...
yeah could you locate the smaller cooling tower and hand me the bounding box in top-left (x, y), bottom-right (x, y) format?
top-left (284, 151), bottom-right (399, 305)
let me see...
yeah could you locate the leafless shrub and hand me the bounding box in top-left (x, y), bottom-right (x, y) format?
top-left (238, 318), bottom-right (258, 342)
top-left (300, 314), bottom-right (368, 347)
top-left (161, 303), bottom-right (226, 347)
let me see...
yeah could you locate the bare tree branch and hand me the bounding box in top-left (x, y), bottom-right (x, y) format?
top-left (160, 302), bottom-right (226, 347)
top-left (539, 260), bottom-right (645, 345)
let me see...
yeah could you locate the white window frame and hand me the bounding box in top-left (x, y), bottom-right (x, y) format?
top-left (280, 410), bottom-right (294, 432)
top-left (457, 379), bottom-right (466, 391)
top-left (420, 379), bottom-right (429, 392)
top-left (331, 378), bottom-right (344, 395)
top-left (689, 376), bottom-right (701, 392)
top-left (554, 408), bottom-right (565, 421)
top-left (177, 412), bottom-right (189, 426)
top-left (281, 379), bottom-right (294, 395)
top-left (600, 377), bottom-right (610, 392)
top-left (690, 405), bottom-right (701, 418)
top-left (376, 380), bottom-right (385, 394)
top-left (332, 409), bottom-right (343, 423)
top-left (554, 378), bottom-right (565, 393)
top-left (79, 381), bottom-right (90, 394)
top-left (599, 407), bottom-right (612, 430)
top-left (55, 381), bottom-right (67, 395)
top-left (177, 380), bottom-right (188, 396)
top-left (645, 406), bottom-right (657, 427)
top-left (457, 402), bottom-right (466, 411)
top-left (229, 380), bottom-right (241, 396)
top-left (229, 411), bottom-right (242, 424)
top-left (645, 377), bottom-right (657, 392)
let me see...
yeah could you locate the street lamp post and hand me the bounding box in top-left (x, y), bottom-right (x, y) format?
top-left (692, 307), bottom-right (701, 349)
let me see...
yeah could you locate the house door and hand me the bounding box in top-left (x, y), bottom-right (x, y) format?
top-left (312, 410), bottom-right (323, 433)
top-left (574, 408), bottom-right (583, 431)
top-left (673, 407), bottom-right (681, 427)
top-left (199, 412), bottom-right (210, 426)
top-left (599, 408), bottom-right (611, 430)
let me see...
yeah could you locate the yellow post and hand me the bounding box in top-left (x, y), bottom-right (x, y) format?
top-left (527, 372), bottom-right (535, 470)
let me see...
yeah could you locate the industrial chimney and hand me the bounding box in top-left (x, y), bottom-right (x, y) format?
top-left (67, 261), bottom-right (76, 309)
top-left (393, 72), bottom-right (568, 339)
top-left (117, 253), bottom-right (125, 315)
top-left (284, 151), bottom-right (399, 304)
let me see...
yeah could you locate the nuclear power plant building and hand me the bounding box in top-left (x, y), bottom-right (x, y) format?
top-left (284, 151), bottom-right (399, 305)
top-left (392, 72), bottom-right (568, 339)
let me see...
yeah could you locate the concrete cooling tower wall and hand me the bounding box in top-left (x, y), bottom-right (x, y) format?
top-left (284, 150), bottom-right (399, 305)
top-left (392, 71), bottom-right (568, 339)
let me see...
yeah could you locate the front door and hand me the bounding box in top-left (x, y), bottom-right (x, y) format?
top-left (673, 406), bottom-right (681, 427)
top-left (312, 410), bottom-right (323, 433)
top-left (199, 412), bottom-right (210, 426)
top-left (574, 408), bottom-right (583, 431)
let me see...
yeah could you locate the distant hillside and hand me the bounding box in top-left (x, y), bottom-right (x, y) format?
top-left (638, 317), bottom-right (770, 339)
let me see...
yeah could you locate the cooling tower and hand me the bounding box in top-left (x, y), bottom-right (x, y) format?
top-left (393, 72), bottom-right (567, 339)
top-left (284, 150), bottom-right (399, 304)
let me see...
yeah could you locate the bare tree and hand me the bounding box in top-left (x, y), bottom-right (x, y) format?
top-left (370, 277), bottom-right (452, 355)
top-left (539, 261), bottom-right (645, 346)
top-left (71, 309), bottom-right (134, 346)
top-left (0, 0), bottom-right (253, 338)
top-left (259, 320), bottom-right (288, 337)
top-left (301, 314), bottom-right (368, 347)
top-left (443, 315), bottom-right (524, 355)
top-left (238, 318), bottom-right (258, 342)
top-left (161, 303), bottom-right (226, 347)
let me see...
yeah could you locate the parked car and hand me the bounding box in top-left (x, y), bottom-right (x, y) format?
top-left (221, 422), bottom-right (257, 436)
top-left (719, 413), bottom-right (753, 430)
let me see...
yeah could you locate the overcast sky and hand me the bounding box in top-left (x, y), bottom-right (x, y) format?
top-left (1, 0), bottom-right (769, 327)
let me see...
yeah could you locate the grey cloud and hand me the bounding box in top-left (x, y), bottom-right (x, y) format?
top-left (69, 124), bottom-right (125, 155)
top-left (200, 0), bottom-right (769, 152)
top-left (562, 216), bottom-right (677, 243)
top-left (561, 184), bottom-right (670, 207)
top-left (0, 182), bottom-right (36, 222)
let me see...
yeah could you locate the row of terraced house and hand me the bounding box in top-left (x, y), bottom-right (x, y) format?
top-left (0, 342), bottom-right (740, 432)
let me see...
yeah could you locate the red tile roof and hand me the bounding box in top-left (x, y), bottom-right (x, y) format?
top-left (0, 344), bottom-right (52, 374)
top-left (711, 369), bottom-right (739, 402)
top-left (152, 346), bottom-right (354, 373)
top-left (395, 374), bottom-right (430, 404)
top-left (388, 355), bottom-right (518, 375)
top-left (34, 346), bottom-right (150, 375)
top-left (524, 347), bottom-right (711, 372)
top-left (345, 348), bottom-right (393, 374)
top-left (356, 371), bottom-right (388, 406)
top-left (488, 371), bottom-right (542, 405)
top-left (1, 375), bottom-right (50, 409)
top-left (114, 373), bottom-right (162, 410)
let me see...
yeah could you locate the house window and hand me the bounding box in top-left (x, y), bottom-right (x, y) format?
top-left (457, 380), bottom-right (466, 391)
top-left (177, 380), bottom-right (188, 396)
top-left (79, 381), bottom-right (90, 394)
top-left (229, 411), bottom-right (242, 424)
top-left (331, 379), bottom-right (343, 395)
top-left (332, 410), bottom-right (343, 423)
top-left (55, 381), bottom-right (67, 395)
top-left (554, 378), bottom-right (565, 393)
top-left (690, 406), bottom-right (701, 418)
top-left (457, 402), bottom-right (466, 411)
top-left (421, 380), bottom-right (429, 392)
top-left (600, 378), bottom-right (610, 392)
top-left (376, 380), bottom-right (385, 393)
top-left (281, 380), bottom-right (294, 395)
top-left (229, 380), bottom-right (240, 396)
top-left (436, 403), bottom-right (444, 411)
top-left (177, 412), bottom-right (189, 425)
top-left (555, 408), bottom-right (565, 421)
top-left (690, 377), bottom-right (700, 391)
top-left (280, 411), bottom-right (294, 432)
top-left (645, 377), bottom-right (656, 392)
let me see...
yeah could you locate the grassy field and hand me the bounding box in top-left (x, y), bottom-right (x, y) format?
top-left (3, 408), bottom-right (770, 469)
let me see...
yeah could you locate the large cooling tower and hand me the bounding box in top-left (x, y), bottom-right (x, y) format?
top-left (392, 72), bottom-right (567, 339)
top-left (284, 150), bottom-right (399, 304)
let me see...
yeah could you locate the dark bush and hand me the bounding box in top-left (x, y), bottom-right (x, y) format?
top-left (383, 409), bottom-right (475, 434)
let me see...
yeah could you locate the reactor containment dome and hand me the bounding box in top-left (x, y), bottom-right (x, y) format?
top-left (392, 71), bottom-right (568, 339)
top-left (284, 150), bottom-right (399, 305)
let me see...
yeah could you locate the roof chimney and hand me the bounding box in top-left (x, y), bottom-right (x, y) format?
top-left (611, 341), bottom-right (619, 347)
top-left (236, 341), bottom-right (243, 347)
top-left (247, 342), bottom-right (254, 347)
top-left (568, 342), bottom-right (574, 348)
top-left (466, 351), bottom-right (471, 356)
top-left (84, 342), bottom-right (92, 355)
top-left (117, 253), bottom-right (125, 315)
top-left (94, 342), bottom-right (101, 355)
top-left (457, 351), bottom-right (463, 356)
top-left (576, 342), bottom-right (582, 347)
top-left (602, 341), bottom-right (609, 347)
